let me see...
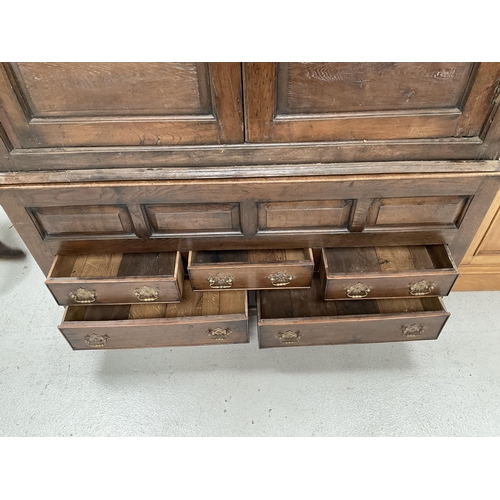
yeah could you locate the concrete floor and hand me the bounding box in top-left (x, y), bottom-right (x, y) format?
top-left (1, 207), bottom-right (499, 437)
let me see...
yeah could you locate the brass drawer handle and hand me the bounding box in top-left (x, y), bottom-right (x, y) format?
top-left (134, 285), bottom-right (159, 302)
top-left (207, 273), bottom-right (234, 289)
top-left (206, 327), bottom-right (232, 341)
top-left (84, 333), bottom-right (109, 348)
top-left (69, 287), bottom-right (97, 304)
top-left (346, 282), bottom-right (371, 298)
top-left (401, 324), bottom-right (425, 338)
top-left (409, 279), bottom-right (436, 296)
top-left (276, 330), bottom-right (301, 344)
top-left (268, 271), bottom-right (296, 287)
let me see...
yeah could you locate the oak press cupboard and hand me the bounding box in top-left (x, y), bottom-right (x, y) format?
top-left (1, 63), bottom-right (499, 350)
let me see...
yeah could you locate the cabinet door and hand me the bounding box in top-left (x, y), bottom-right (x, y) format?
top-left (0, 63), bottom-right (243, 147)
top-left (244, 63), bottom-right (500, 144)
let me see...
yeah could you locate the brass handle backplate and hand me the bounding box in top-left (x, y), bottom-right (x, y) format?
top-left (207, 273), bottom-right (234, 289)
top-left (84, 333), bottom-right (110, 348)
top-left (401, 324), bottom-right (425, 338)
top-left (134, 285), bottom-right (159, 302)
top-left (206, 327), bottom-right (232, 341)
top-left (69, 287), bottom-right (97, 304)
top-left (409, 279), bottom-right (436, 296)
top-left (276, 330), bottom-right (301, 344)
top-left (346, 282), bottom-right (371, 298)
top-left (268, 271), bottom-right (296, 287)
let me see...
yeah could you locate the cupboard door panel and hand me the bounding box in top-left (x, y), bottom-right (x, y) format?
top-left (281, 63), bottom-right (471, 113)
top-left (244, 62), bottom-right (500, 144)
top-left (0, 63), bottom-right (243, 147)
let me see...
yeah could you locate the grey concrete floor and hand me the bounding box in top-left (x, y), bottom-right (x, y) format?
top-left (1, 207), bottom-right (499, 437)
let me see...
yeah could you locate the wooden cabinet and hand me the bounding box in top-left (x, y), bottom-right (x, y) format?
top-left (1, 61), bottom-right (500, 350)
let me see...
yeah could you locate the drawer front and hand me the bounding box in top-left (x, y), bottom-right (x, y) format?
top-left (323, 273), bottom-right (458, 300)
top-left (59, 281), bottom-right (248, 350)
top-left (258, 276), bottom-right (450, 348)
top-left (61, 317), bottom-right (249, 350)
top-left (46, 252), bottom-right (184, 305)
top-left (48, 279), bottom-right (182, 306)
top-left (188, 249), bottom-right (314, 291)
top-left (258, 313), bottom-right (449, 348)
top-left (321, 245), bottom-right (458, 300)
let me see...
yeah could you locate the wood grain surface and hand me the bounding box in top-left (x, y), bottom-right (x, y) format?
top-left (188, 249), bottom-right (314, 290)
top-left (46, 252), bottom-right (183, 305)
top-left (59, 280), bottom-right (248, 350)
top-left (321, 245), bottom-right (458, 300)
top-left (257, 276), bottom-right (450, 348)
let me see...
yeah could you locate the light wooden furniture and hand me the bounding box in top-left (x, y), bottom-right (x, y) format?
top-left (1, 62), bottom-right (500, 350)
top-left (454, 188), bottom-right (500, 290)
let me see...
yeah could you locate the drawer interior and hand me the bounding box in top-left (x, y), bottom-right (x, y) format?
top-left (323, 245), bottom-right (456, 275)
top-left (63, 281), bottom-right (247, 322)
top-left (189, 249), bottom-right (312, 266)
top-left (49, 252), bottom-right (179, 279)
top-left (259, 277), bottom-right (445, 320)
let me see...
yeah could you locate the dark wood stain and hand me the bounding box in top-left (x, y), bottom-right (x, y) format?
top-left (1, 62), bottom-right (500, 349)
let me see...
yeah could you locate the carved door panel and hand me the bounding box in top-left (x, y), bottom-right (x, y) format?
top-left (243, 62), bottom-right (500, 148)
top-left (0, 63), bottom-right (243, 148)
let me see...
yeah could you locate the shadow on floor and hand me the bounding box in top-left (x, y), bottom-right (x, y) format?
top-left (95, 318), bottom-right (417, 379)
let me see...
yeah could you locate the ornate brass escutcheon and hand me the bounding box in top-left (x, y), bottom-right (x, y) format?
top-left (276, 330), bottom-right (301, 344)
top-left (207, 273), bottom-right (234, 289)
top-left (346, 282), bottom-right (371, 298)
top-left (69, 287), bottom-right (97, 304)
top-left (84, 333), bottom-right (110, 348)
top-left (206, 327), bottom-right (232, 341)
top-left (401, 324), bottom-right (425, 338)
top-left (409, 279), bottom-right (436, 296)
top-left (268, 271), bottom-right (296, 287)
top-left (134, 285), bottom-right (160, 302)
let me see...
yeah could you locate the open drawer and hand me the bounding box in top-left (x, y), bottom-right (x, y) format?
top-left (46, 252), bottom-right (184, 305)
top-left (320, 245), bottom-right (458, 300)
top-left (257, 276), bottom-right (450, 348)
top-left (59, 281), bottom-right (248, 350)
top-left (187, 249), bottom-right (314, 291)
